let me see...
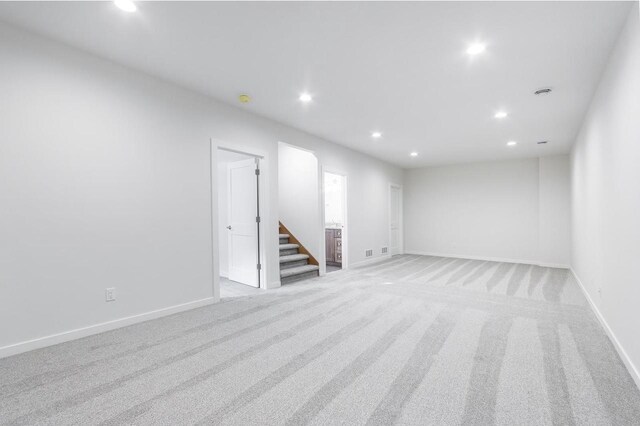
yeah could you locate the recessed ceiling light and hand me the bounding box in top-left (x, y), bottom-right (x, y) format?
top-left (238, 94), bottom-right (251, 104)
top-left (494, 111), bottom-right (508, 119)
top-left (114, 0), bottom-right (136, 12)
top-left (410, 152), bottom-right (418, 157)
top-left (371, 132), bottom-right (382, 139)
top-left (506, 141), bottom-right (517, 147)
top-left (466, 42), bottom-right (486, 56)
top-left (299, 92), bottom-right (313, 103)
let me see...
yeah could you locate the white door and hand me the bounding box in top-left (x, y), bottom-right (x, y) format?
top-left (227, 158), bottom-right (259, 287)
top-left (389, 185), bottom-right (402, 255)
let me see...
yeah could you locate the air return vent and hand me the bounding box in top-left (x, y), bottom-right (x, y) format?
top-left (381, 247), bottom-right (388, 254)
top-left (365, 249), bottom-right (373, 257)
top-left (534, 87), bottom-right (552, 95)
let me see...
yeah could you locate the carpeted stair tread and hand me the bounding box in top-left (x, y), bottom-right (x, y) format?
top-left (279, 254), bottom-right (310, 263)
top-left (279, 234), bottom-right (290, 239)
top-left (280, 264), bottom-right (319, 278)
top-left (279, 243), bottom-right (300, 250)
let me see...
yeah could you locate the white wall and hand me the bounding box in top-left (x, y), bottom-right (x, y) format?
top-left (279, 142), bottom-right (403, 270)
top-left (324, 172), bottom-right (345, 227)
top-left (277, 139), bottom-right (403, 271)
top-left (538, 156), bottom-right (571, 266)
top-left (278, 144), bottom-right (320, 260)
top-left (0, 22), bottom-right (402, 356)
top-left (404, 156), bottom-right (570, 266)
top-left (570, 5), bottom-right (640, 385)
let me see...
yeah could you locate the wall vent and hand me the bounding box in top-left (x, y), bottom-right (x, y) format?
top-left (365, 249), bottom-right (373, 257)
top-left (381, 247), bottom-right (388, 254)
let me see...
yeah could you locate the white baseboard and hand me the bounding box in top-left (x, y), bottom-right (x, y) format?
top-left (404, 250), bottom-right (569, 269)
top-left (570, 268), bottom-right (640, 391)
top-left (0, 297), bottom-right (215, 359)
top-left (348, 254), bottom-right (392, 269)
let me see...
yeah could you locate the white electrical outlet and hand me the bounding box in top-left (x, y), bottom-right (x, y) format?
top-left (105, 287), bottom-right (116, 302)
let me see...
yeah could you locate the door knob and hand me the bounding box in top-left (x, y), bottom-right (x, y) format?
top-left (226, 226), bottom-right (232, 230)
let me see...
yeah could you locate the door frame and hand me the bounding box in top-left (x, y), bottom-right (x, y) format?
top-left (389, 183), bottom-right (404, 256)
top-left (320, 167), bottom-right (348, 274)
top-left (226, 157), bottom-right (261, 287)
top-left (211, 139), bottom-right (269, 302)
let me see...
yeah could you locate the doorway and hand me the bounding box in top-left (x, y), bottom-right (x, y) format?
top-left (389, 184), bottom-right (403, 255)
top-left (217, 148), bottom-right (262, 297)
top-left (324, 171), bottom-right (346, 273)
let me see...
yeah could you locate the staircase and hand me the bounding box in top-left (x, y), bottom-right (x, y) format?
top-left (279, 223), bottom-right (319, 284)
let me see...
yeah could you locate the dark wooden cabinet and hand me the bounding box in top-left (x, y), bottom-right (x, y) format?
top-left (325, 228), bottom-right (342, 266)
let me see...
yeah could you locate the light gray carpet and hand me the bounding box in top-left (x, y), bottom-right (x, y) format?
top-left (220, 277), bottom-right (263, 299)
top-left (1, 255), bottom-right (639, 425)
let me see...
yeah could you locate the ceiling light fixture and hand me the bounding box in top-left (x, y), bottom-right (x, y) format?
top-left (299, 92), bottom-right (313, 103)
top-left (371, 132), bottom-right (382, 139)
top-left (466, 42), bottom-right (486, 56)
top-left (238, 94), bottom-right (251, 104)
top-left (506, 141), bottom-right (517, 147)
top-left (114, 0), bottom-right (136, 12)
top-left (494, 111), bottom-right (508, 119)
top-left (410, 152), bottom-right (418, 157)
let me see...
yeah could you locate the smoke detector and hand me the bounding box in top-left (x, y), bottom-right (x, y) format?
top-left (534, 87), bottom-right (553, 96)
top-left (238, 94), bottom-right (251, 103)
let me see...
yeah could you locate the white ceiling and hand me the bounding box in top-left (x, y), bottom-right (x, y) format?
top-left (0, 1), bottom-right (632, 168)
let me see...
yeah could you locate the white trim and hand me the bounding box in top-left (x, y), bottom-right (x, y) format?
top-left (218, 146), bottom-right (265, 159)
top-left (212, 139), bottom-right (271, 292)
top-left (321, 168), bottom-right (349, 274)
top-left (570, 268), bottom-right (640, 391)
top-left (404, 250), bottom-right (569, 269)
top-left (0, 297), bottom-right (215, 359)
top-left (210, 140), bottom-right (221, 301)
top-left (348, 254), bottom-right (392, 269)
top-left (536, 262), bottom-right (571, 269)
top-left (388, 183), bottom-right (404, 256)
top-left (226, 157), bottom-right (261, 288)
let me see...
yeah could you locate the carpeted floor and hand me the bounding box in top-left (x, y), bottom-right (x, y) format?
top-left (220, 277), bottom-right (263, 299)
top-left (1, 255), bottom-right (639, 425)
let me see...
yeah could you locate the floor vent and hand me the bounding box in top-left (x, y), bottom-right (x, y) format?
top-left (365, 249), bottom-right (373, 257)
top-left (381, 247), bottom-right (388, 254)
